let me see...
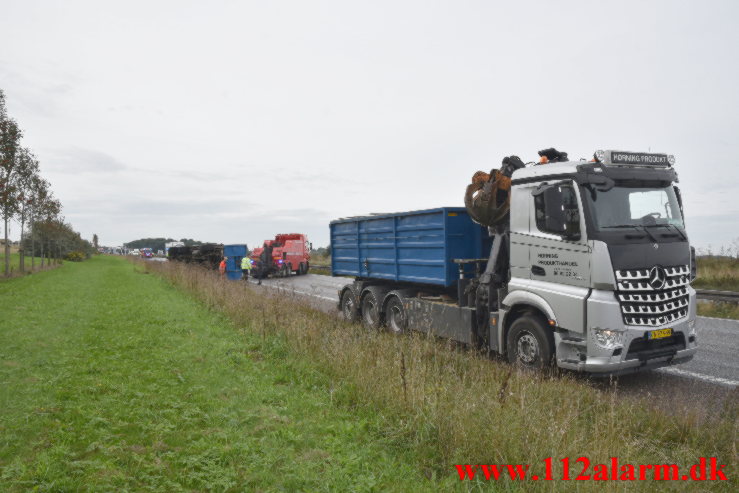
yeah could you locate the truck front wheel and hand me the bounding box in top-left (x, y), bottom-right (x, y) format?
top-left (506, 314), bottom-right (554, 369)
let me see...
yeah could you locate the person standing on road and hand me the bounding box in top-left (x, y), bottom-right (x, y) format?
top-left (219, 257), bottom-right (227, 277)
top-left (241, 256), bottom-right (252, 280)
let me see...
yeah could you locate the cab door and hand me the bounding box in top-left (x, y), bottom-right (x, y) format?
top-left (523, 180), bottom-right (590, 332)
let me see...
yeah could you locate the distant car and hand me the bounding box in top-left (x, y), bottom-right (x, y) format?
top-left (140, 248), bottom-right (153, 258)
top-left (132, 249), bottom-right (140, 256)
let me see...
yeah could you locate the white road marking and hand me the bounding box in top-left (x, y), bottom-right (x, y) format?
top-left (248, 280), bottom-right (337, 302)
top-left (276, 288), bottom-right (336, 302)
top-left (656, 367), bottom-right (739, 387)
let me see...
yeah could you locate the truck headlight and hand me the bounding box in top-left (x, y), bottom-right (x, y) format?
top-left (592, 328), bottom-right (624, 349)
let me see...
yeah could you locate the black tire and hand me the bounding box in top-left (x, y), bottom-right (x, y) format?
top-left (305, 262), bottom-right (310, 274)
top-left (360, 288), bottom-right (384, 330)
top-left (298, 263), bottom-right (305, 275)
top-left (384, 296), bottom-right (407, 334)
top-left (506, 313), bottom-right (554, 369)
top-left (340, 289), bottom-right (359, 323)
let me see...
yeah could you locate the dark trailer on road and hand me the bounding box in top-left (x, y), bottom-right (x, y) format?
top-left (331, 207), bottom-right (492, 343)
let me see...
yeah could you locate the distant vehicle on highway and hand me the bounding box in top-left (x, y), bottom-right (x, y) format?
top-left (140, 248), bottom-right (153, 258)
top-left (131, 249), bottom-right (140, 256)
top-left (251, 234), bottom-right (311, 279)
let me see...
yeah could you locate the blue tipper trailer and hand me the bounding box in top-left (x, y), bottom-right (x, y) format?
top-left (331, 208), bottom-right (493, 346)
top-left (224, 244), bottom-right (248, 281)
top-left (330, 207), bottom-right (490, 288)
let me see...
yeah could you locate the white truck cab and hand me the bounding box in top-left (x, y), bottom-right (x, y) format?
top-left (498, 150), bottom-right (697, 374)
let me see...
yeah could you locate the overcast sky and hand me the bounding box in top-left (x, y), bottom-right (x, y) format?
top-left (1, 0), bottom-right (738, 250)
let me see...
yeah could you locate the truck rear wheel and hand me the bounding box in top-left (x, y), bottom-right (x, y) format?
top-left (298, 263), bottom-right (306, 275)
top-left (340, 289), bottom-right (359, 323)
top-left (360, 288), bottom-right (384, 329)
top-left (385, 296), bottom-right (407, 334)
top-left (506, 314), bottom-right (554, 369)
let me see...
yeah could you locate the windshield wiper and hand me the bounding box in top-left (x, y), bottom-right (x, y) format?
top-left (645, 223), bottom-right (687, 241)
top-left (601, 224), bottom-right (659, 241)
top-left (635, 224), bottom-right (660, 242)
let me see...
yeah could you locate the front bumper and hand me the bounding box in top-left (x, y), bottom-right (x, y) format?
top-left (555, 287), bottom-right (698, 376)
top-left (568, 346), bottom-right (697, 377)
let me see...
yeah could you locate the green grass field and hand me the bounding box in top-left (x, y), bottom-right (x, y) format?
top-left (147, 260), bottom-right (736, 492)
top-left (0, 253), bottom-right (48, 278)
top-left (1, 257), bottom-right (736, 491)
top-left (0, 256), bottom-right (436, 491)
top-left (693, 256), bottom-right (738, 319)
top-left (695, 256), bottom-right (739, 292)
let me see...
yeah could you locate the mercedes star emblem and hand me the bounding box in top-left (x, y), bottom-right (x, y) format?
top-left (649, 266), bottom-right (667, 290)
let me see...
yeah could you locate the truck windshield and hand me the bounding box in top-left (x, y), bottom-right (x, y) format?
top-left (582, 185), bottom-right (684, 231)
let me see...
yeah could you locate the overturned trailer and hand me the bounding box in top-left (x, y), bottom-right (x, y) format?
top-left (167, 243), bottom-right (224, 269)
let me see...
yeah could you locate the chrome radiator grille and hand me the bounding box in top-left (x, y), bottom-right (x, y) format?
top-left (615, 265), bottom-right (690, 326)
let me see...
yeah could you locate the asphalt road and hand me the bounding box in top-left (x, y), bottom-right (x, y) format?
top-left (248, 273), bottom-right (738, 415)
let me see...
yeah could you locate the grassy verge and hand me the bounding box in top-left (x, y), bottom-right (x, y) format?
top-left (695, 256), bottom-right (739, 291)
top-left (697, 301), bottom-right (739, 320)
top-left (0, 256), bottom-right (437, 491)
top-left (0, 252), bottom-right (53, 279)
top-left (144, 260), bottom-right (737, 491)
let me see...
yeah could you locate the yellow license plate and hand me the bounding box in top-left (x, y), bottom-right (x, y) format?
top-left (649, 328), bottom-right (673, 340)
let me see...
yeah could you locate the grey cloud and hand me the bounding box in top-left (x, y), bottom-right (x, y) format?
top-left (65, 197), bottom-right (257, 218)
top-left (44, 147), bottom-right (127, 174)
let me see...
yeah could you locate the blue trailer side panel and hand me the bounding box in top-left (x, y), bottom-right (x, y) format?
top-left (330, 208), bottom-right (489, 288)
top-left (224, 244), bottom-right (248, 281)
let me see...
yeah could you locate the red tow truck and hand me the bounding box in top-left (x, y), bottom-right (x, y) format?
top-left (250, 234), bottom-right (311, 279)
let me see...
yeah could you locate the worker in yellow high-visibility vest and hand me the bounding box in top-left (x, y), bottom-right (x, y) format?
top-left (241, 255), bottom-right (252, 281)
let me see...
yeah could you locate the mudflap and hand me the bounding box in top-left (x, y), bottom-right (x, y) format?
top-left (406, 298), bottom-right (476, 345)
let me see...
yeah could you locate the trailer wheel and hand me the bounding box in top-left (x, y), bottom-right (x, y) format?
top-left (384, 296), bottom-right (407, 334)
top-left (506, 314), bottom-right (554, 369)
top-left (298, 263), bottom-right (306, 275)
top-left (360, 288), bottom-right (384, 329)
top-left (340, 289), bottom-right (359, 323)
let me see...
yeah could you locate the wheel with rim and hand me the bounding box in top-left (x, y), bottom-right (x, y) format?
top-left (298, 263), bottom-right (305, 275)
top-left (281, 264), bottom-right (290, 277)
top-left (360, 288), bottom-right (384, 329)
top-left (506, 313), bottom-right (554, 369)
top-left (340, 289), bottom-right (359, 323)
top-left (384, 296), bottom-right (407, 334)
